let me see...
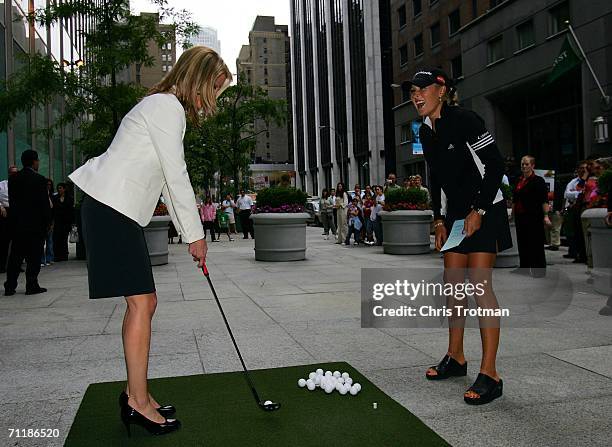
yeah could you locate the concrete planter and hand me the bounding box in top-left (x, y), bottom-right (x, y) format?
top-left (582, 208), bottom-right (611, 295)
top-left (495, 209), bottom-right (519, 268)
top-left (144, 215), bottom-right (171, 266)
top-left (379, 210), bottom-right (433, 255)
top-left (250, 213), bottom-right (310, 261)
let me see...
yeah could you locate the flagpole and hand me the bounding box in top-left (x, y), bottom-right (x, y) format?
top-left (567, 23), bottom-right (610, 105)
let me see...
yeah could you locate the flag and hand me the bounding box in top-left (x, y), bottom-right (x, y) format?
top-left (544, 36), bottom-right (582, 85)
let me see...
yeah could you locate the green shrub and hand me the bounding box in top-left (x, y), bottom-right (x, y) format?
top-left (255, 186), bottom-right (308, 213)
top-left (384, 187), bottom-right (429, 211)
top-left (598, 169), bottom-right (612, 195)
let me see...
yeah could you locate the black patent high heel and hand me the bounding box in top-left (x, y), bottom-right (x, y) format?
top-left (120, 403), bottom-right (181, 437)
top-left (119, 391), bottom-right (176, 417)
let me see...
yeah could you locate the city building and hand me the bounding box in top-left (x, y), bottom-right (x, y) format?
top-left (128, 12), bottom-right (176, 89)
top-left (188, 25), bottom-right (221, 54)
top-left (290, 0), bottom-right (395, 194)
top-left (237, 16), bottom-right (293, 165)
top-left (390, 0), bottom-right (611, 183)
top-left (458, 0), bottom-right (612, 175)
top-left (1, 0), bottom-right (99, 182)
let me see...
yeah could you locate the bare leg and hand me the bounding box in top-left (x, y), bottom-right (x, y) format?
top-left (123, 305), bottom-right (160, 408)
top-left (123, 293), bottom-right (164, 423)
top-left (466, 252), bottom-right (500, 399)
top-left (426, 252), bottom-right (468, 377)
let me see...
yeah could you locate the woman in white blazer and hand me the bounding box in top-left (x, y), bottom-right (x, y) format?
top-left (69, 46), bottom-right (231, 436)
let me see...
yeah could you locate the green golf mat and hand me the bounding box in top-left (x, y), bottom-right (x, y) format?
top-left (65, 362), bottom-right (450, 447)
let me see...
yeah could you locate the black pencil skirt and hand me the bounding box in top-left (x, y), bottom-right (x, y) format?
top-left (444, 200), bottom-right (512, 255)
top-left (80, 195), bottom-right (156, 299)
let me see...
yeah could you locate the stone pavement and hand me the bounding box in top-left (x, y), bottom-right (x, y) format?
top-left (1, 228), bottom-right (611, 446)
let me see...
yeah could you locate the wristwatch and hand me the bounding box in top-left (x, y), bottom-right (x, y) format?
top-left (475, 208), bottom-right (486, 216)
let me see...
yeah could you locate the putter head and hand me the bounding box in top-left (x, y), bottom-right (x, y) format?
top-left (259, 400), bottom-right (281, 411)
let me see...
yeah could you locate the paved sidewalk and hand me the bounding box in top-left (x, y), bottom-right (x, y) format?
top-left (1, 228), bottom-right (611, 446)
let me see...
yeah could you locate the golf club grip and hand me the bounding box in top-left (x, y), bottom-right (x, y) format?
top-left (201, 266), bottom-right (261, 403)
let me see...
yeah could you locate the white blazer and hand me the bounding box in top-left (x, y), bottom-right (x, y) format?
top-left (69, 93), bottom-right (204, 244)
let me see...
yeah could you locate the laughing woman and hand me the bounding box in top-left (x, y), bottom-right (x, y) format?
top-left (69, 46), bottom-right (231, 435)
top-left (410, 69), bottom-right (511, 405)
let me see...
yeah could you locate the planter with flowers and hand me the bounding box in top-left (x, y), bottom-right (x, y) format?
top-left (584, 169), bottom-right (612, 296)
top-left (144, 201), bottom-right (172, 266)
top-left (250, 187), bottom-right (310, 261)
top-left (379, 187), bottom-right (433, 255)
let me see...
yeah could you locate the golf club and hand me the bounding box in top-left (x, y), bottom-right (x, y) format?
top-left (201, 263), bottom-right (281, 412)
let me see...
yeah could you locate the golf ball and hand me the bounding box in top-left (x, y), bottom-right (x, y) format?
top-left (307, 380), bottom-right (316, 391)
top-left (339, 385), bottom-right (348, 395)
top-left (264, 400), bottom-right (272, 405)
top-left (337, 377), bottom-right (345, 385)
top-left (298, 378), bottom-right (307, 388)
top-left (343, 384), bottom-right (351, 393)
top-left (345, 377), bottom-right (353, 386)
top-left (333, 371), bottom-right (341, 378)
top-left (350, 385), bottom-right (359, 396)
top-left (325, 371), bottom-right (332, 377)
top-left (354, 383), bottom-right (362, 392)
top-left (342, 372), bottom-right (350, 379)
top-left (309, 372), bottom-right (317, 380)
top-left (325, 384), bottom-right (334, 394)
top-left (335, 382), bottom-right (343, 391)
top-left (314, 375), bottom-right (322, 386)
top-left (316, 368), bottom-right (324, 375)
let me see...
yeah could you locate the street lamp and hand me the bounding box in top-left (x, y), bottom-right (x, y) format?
top-left (62, 59), bottom-right (85, 69)
top-left (319, 125), bottom-right (345, 184)
top-left (593, 116), bottom-right (609, 143)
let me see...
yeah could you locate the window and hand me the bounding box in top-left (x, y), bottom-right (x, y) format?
top-left (264, 47), bottom-right (268, 54)
top-left (161, 54), bottom-right (167, 62)
top-left (264, 58), bottom-right (268, 64)
top-left (398, 4), bottom-right (407, 28)
top-left (487, 35), bottom-right (504, 64)
top-left (264, 78), bottom-right (268, 85)
top-left (414, 34), bottom-right (424, 57)
top-left (448, 9), bottom-right (460, 35)
top-left (430, 22), bottom-right (440, 47)
top-left (412, 0), bottom-right (422, 17)
top-left (399, 44), bottom-right (408, 65)
top-left (162, 65), bottom-right (167, 72)
top-left (263, 38), bottom-right (267, 43)
top-left (401, 83), bottom-right (411, 102)
top-left (266, 131), bottom-right (270, 138)
top-left (167, 65), bottom-right (172, 71)
top-left (516, 20), bottom-right (535, 50)
top-left (266, 143), bottom-right (270, 149)
top-left (166, 42), bottom-right (172, 50)
top-left (451, 55), bottom-right (463, 78)
top-left (264, 67), bottom-right (268, 75)
top-left (401, 124), bottom-right (411, 143)
top-left (549, 1), bottom-right (569, 36)
top-left (266, 152), bottom-right (271, 159)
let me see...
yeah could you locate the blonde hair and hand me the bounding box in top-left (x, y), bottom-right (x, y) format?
top-left (441, 85), bottom-right (459, 106)
top-left (147, 46), bottom-right (232, 122)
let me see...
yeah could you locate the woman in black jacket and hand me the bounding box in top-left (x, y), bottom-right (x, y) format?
top-left (52, 183), bottom-right (73, 261)
top-left (411, 69), bottom-right (511, 405)
top-left (512, 156), bottom-right (550, 276)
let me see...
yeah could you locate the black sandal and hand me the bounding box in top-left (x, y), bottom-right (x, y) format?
top-left (464, 373), bottom-right (503, 405)
top-left (425, 354), bottom-right (467, 381)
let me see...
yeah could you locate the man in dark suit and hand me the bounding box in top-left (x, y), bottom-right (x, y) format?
top-left (3, 150), bottom-right (52, 296)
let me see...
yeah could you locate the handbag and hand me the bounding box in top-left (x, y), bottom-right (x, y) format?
top-left (69, 225), bottom-right (79, 243)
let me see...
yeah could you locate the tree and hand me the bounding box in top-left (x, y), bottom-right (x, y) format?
top-left (0, 0), bottom-right (198, 160)
top-left (184, 76), bottom-right (287, 196)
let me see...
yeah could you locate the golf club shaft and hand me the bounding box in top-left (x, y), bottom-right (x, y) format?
top-left (202, 266), bottom-right (262, 404)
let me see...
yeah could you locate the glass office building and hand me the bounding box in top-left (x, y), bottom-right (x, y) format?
top-left (0, 0), bottom-right (97, 182)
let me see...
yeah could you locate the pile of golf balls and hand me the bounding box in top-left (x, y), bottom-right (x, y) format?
top-left (297, 368), bottom-right (362, 396)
